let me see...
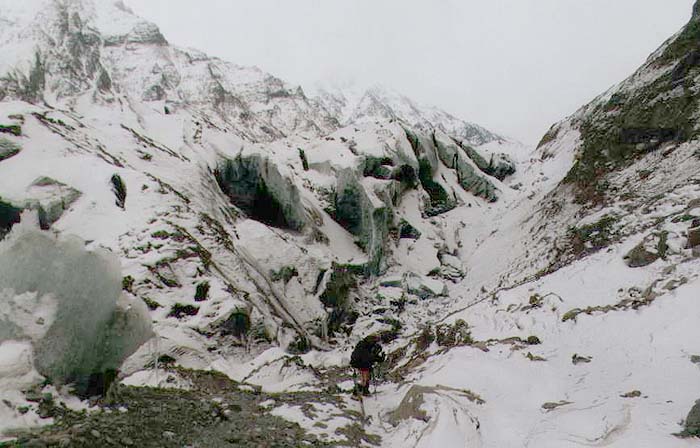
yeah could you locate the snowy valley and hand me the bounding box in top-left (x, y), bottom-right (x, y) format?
top-left (1, 0), bottom-right (700, 447)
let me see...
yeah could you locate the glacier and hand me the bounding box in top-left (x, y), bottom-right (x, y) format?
top-left (0, 0), bottom-right (699, 446)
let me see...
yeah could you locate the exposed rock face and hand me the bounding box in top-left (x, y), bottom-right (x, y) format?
top-left (518, 0), bottom-right (700, 279)
top-left (404, 127), bottom-right (456, 215)
top-left (554, 4), bottom-right (700, 202)
top-left (0, 0), bottom-right (338, 142)
top-left (0, 199), bottom-right (22, 240)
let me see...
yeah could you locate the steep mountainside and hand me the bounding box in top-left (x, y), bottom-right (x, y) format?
top-left (1, 0), bottom-right (700, 447)
top-left (0, 0), bottom-right (338, 142)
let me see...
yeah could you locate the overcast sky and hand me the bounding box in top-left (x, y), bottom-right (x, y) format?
top-left (126, 0), bottom-right (694, 145)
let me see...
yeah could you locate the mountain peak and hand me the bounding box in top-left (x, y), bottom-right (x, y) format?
top-left (312, 82), bottom-right (506, 147)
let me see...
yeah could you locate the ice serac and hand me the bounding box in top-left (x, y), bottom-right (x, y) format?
top-left (0, 216), bottom-right (153, 397)
top-left (216, 154), bottom-right (307, 231)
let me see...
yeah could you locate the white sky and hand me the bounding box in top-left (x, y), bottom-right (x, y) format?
top-left (126, 0), bottom-right (694, 145)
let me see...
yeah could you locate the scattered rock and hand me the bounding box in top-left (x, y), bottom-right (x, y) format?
top-left (526, 352), bottom-right (546, 362)
top-left (526, 336), bottom-right (541, 345)
top-left (194, 281), bottom-right (210, 302)
top-left (435, 320), bottom-right (472, 347)
top-left (141, 296), bottom-right (162, 310)
top-left (542, 401), bottom-right (572, 411)
top-left (167, 303), bottom-right (200, 319)
top-left (572, 354), bottom-right (592, 365)
top-left (620, 390), bottom-right (642, 398)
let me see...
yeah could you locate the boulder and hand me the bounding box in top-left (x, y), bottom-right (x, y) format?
top-left (24, 177), bottom-right (82, 228)
top-left (624, 243), bottom-right (659, 268)
top-left (624, 232), bottom-right (670, 267)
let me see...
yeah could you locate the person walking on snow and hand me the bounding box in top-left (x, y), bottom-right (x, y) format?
top-left (350, 335), bottom-right (385, 397)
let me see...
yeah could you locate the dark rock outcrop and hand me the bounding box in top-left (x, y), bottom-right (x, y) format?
top-left (0, 198), bottom-right (22, 240)
top-left (678, 399), bottom-right (700, 437)
top-left (0, 138), bottom-right (21, 161)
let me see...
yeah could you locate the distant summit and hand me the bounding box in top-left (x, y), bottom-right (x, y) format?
top-left (311, 83), bottom-right (506, 147)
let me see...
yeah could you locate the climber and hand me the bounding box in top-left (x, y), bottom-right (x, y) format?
top-left (350, 334), bottom-right (385, 397)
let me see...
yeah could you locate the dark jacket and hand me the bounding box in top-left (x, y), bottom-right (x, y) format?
top-left (350, 337), bottom-right (385, 369)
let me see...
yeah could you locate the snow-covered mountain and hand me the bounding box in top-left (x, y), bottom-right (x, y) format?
top-left (311, 83), bottom-right (506, 147)
top-left (1, 0), bottom-right (700, 447)
top-left (0, 0), bottom-right (339, 142)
